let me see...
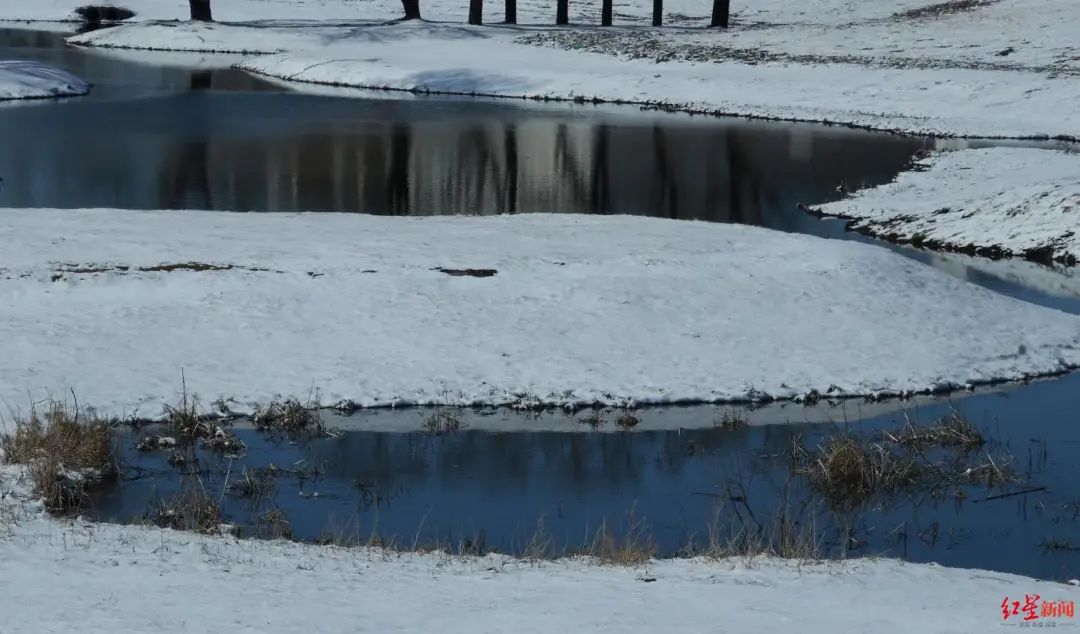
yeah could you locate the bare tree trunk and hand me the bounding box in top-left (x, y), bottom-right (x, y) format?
top-left (652, 0), bottom-right (662, 26)
top-left (189, 0), bottom-right (212, 21)
top-left (601, 0), bottom-right (612, 26)
top-left (710, 0), bottom-right (729, 27)
top-left (556, 0), bottom-right (568, 25)
top-left (504, 0), bottom-right (516, 23)
top-left (401, 0), bottom-right (421, 20)
top-left (469, 0), bottom-right (483, 24)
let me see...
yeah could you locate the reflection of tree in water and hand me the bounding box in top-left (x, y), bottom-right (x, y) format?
top-left (554, 123), bottom-right (591, 208)
top-left (159, 72), bottom-right (215, 209)
top-left (388, 124), bottom-right (411, 215)
top-left (504, 125), bottom-right (519, 214)
top-left (145, 114), bottom-right (923, 222)
top-left (308, 427), bottom-right (755, 492)
top-left (590, 125), bottom-right (610, 214)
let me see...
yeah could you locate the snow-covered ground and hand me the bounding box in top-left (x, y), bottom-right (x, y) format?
top-left (3, 209), bottom-right (1080, 418)
top-left (0, 0), bottom-right (979, 25)
top-left (2, 0), bottom-right (1074, 137)
top-left (0, 466), bottom-right (1075, 634)
top-left (812, 148), bottom-right (1080, 264)
top-left (0, 60), bottom-right (88, 100)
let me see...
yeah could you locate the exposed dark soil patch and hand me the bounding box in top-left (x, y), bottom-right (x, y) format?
top-left (433, 267), bottom-right (498, 278)
top-left (48, 262), bottom-right (285, 281)
top-left (892, 0), bottom-right (995, 20)
top-left (141, 262), bottom-right (236, 272)
top-left (518, 29), bottom-right (1075, 77)
top-left (75, 6), bottom-right (136, 24)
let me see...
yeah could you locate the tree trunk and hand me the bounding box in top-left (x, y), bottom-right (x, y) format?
top-left (401, 0), bottom-right (421, 20)
top-left (556, 0), bottom-right (568, 25)
top-left (504, 0), bottom-right (516, 23)
top-left (601, 0), bottom-right (612, 26)
top-left (652, 0), bottom-right (662, 26)
top-left (469, 0), bottom-right (483, 24)
top-left (189, 0), bottom-right (212, 21)
top-left (710, 0), bottom-right (729, 27)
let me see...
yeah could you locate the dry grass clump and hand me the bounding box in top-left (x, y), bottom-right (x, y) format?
top-left (162, 390), bottom-right (207, 438)
top-left (883, 410), bottom-right (985, 450)
top-left (580, 515), bottom-right (656, 566)
top-left (793, 412), bottom-right (1014, 509)
top-left (227, 466), bottom-right (278, 501)
top-left (152, 482), bottom-right (223, 534)
top-left (577, 407), bottom-right (605, 429)
top-left (1, 403), bottom-right (118, 512)
top-left (253, 507), bottom-right (293, 540)
top-left (615, 412), bottom-right (640, 429)
top-left (253, 398), bottom-right (324, 436)
top-left (201, 427), bottom-right (246, 454)
top-left (423, 410), bottom-right (463, 435)
top-left (160, 391), bottom-right (246, 454)
top-left (713, 409), bottom-right (748, 429)
top-left (957, 452), bottom-right (1016, 487)
top-left (697, 509), bottom-right (822, 561)
top-left (794, 434), bottom-right (925, 508)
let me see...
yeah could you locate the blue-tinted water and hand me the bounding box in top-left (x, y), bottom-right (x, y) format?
top-left (3, 27), bottom-right (1079, 581)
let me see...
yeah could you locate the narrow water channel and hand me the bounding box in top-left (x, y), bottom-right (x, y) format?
top-left (3, 27), bottom-right (1078, 581)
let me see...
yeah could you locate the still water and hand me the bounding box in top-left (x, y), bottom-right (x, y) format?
top-left (3, 27), bottom-right (1079, 581)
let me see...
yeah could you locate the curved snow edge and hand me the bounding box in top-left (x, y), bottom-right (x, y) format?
top-left (0, 60), bottom-right (90, 100)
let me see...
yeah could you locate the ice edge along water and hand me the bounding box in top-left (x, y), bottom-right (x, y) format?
top-left (3, 209), bottom-right (1080, 419)
top-left (812, 147), bottom-right (1080, 264)
top-left (0, 463), bottom-right (1077, 634)
top-left (54, 0), bottom-right (1080, 140)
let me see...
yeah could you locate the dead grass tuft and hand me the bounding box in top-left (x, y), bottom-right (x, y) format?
top-left (152, 481), bottom-right (223, 534)
top-left (1, 403), bottom-right (118, 512)
top-left (713, 409), bottom-right (748, 429)
top-left (423, 410), bottom-right (463, 435)
top-left (253, 507), bottom-right (293, 540)
top-left (580, 512), bottom-right (656, 566)
top-left (794, 434), bottom-right (925, 508)
top-left (227, 466), bottom-right (278, 501)
top-left (615, 411), bottom-right (640, 429)
top-left (253, 397), bottom-right (324, 436)
top-left (883, 410), bottom-right (985, 450)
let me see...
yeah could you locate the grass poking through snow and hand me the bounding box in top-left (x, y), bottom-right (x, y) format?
top-left (1, 402), bottom-right (118, 512)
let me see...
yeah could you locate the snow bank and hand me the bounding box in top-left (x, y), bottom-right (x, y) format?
top-left (0, 60), bottom-right (88, 100)
top-left (2, 209), bottom-right (1080, 417)
top-left (0, 467), bottom-right (1075, 634)
top-left (62, 14), bottom-right (1080, 138)
top-left (0, 0), bottom-right (967, 26)
top-left (812, 148), bottom-right (1080, 264)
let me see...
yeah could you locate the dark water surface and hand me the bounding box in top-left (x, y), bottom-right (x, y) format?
top-left (98, 377), bottom-right (1080, 581)
top-left (3, 27), bottom-right (1079, 581)
top-left (0, 27), bottom-right (934, 223)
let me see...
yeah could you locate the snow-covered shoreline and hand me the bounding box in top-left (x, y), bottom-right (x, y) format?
top-left (0, 464), bottom-right (1075, 634)
top-left (3, 209), bottom-right (1080, 419)
top-left (0, 60), bottom-right (88, 100)
top-left (812, 148), bottom-right (1080, 265)
top-left (3, 0), bottom-right (1074, 138)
